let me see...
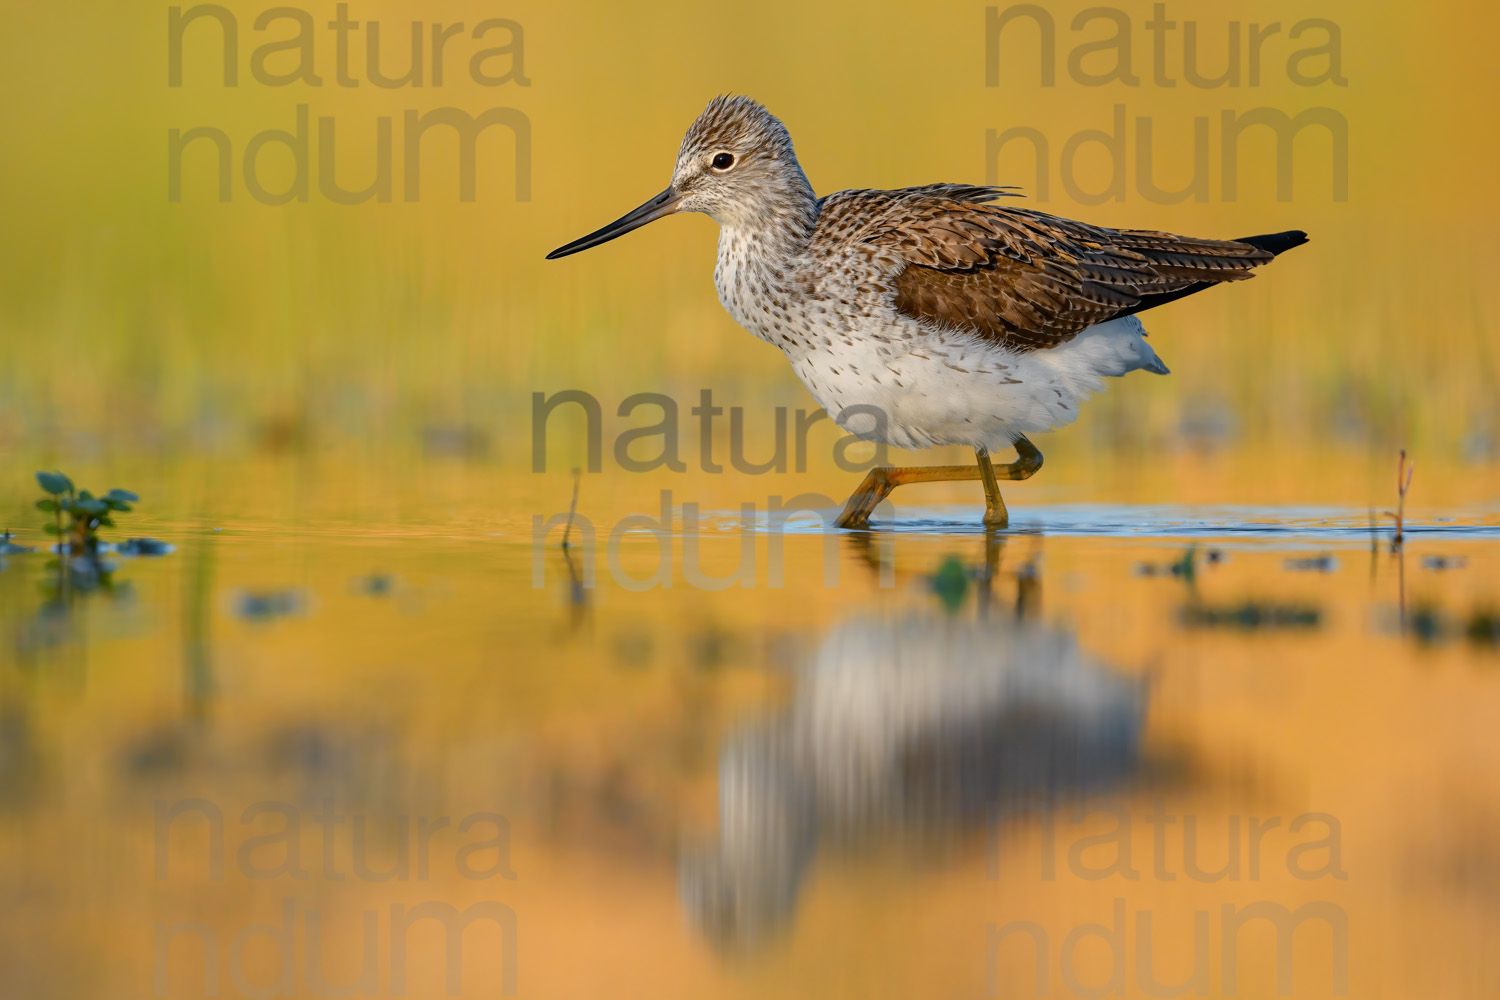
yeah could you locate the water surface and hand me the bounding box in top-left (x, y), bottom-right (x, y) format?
top-left (2, 490), bottom-right (1497, 998)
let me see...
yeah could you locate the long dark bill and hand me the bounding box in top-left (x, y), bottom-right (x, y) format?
top-left (545, 187), bottom-right (681, 259)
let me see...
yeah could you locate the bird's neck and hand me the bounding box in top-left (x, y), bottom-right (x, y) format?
top-left (712, 167), bottom-right (820, 343)
top-left (720, 169), bottom-right (819, 261)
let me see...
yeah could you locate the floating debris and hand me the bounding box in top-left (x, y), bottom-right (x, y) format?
top-left (233, 589), bottom-right (306, 622)
top-left (1180, 602), bottom-right (1321, 630)
top-left (116, 537), bottom-right (174, 557)
top-left (1284, 555), bottom-right (1338, 573)
top-left (1422, 555), bottom-right (1468, 572)
top-left (352, 572), bottom-right (396, 596)
top-left (1135, 546), bottom-right (1222, 580)
top-left (0, 532), bottom-right (35, 555)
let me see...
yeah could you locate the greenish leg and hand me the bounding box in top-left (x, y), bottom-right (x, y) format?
top-left (834, 436), bottom-right (1044, 530)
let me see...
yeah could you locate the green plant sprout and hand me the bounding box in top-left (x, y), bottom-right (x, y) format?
top-left (35, 471), bottom-right (138, 557)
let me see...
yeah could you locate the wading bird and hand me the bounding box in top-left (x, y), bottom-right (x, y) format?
top-left (547, 96), bottom-right (1307, 529)
top-left (678, 610), bottom-right (1145, 951)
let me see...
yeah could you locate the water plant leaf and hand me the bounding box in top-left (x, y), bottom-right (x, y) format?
top-left (43, 524), bottom-right (61, 535)
top-left (36, 471), bottom-right (71, 495)
top-left (36, 499), bottom-right (57, 512)
top-left (931, 555), bottom-right (969, 613)
top-left (104, 489), bottom-right (139, 504)
top-left (74, 498), bottom-right (107, 515)
top-left (1171, 545), bottom-right (1197, 582)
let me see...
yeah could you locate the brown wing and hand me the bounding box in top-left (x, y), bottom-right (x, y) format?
top-left (856, 191), bottom-right (1279, 352)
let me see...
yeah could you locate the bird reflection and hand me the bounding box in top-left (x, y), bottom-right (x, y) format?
top-left (680, 539), bottom-right (1145, 953)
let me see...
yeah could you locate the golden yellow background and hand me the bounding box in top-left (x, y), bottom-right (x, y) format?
top-left (2, 0), bottom-right (1497, 510)
top-left (1, 3), bottom-right (1499, 999)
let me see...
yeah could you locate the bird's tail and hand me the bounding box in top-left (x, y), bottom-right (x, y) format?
top-left (1233, 230), bottom-right (1309, 256)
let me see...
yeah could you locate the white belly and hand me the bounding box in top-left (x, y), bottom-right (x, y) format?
top-left (782, 315), bottom-right (1168, 452)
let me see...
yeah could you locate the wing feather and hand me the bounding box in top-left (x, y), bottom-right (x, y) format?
top-left (821, 189), bottom-right (1284, 351)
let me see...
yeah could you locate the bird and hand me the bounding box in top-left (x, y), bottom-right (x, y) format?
top-left (546, 96), bottom-right (1308, 529)
top-left (677, 609), bottom-right (1145, 951)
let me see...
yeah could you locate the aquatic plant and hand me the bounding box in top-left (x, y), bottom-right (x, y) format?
top-left (1384, 449), bottom-right (1415, 547)
top-left (560, 467), bottom-right (581, 550)
top-left (1180, 601), bottom-right (1321, 630)
top-left (930, 555), bottom-right (969, 612)
top-left (35, 471), bottom-right (137, 556)
top-left (1134, 546), bottom-right (1222, 581)
top-left (1404, 604), bottom-right (1500, 649)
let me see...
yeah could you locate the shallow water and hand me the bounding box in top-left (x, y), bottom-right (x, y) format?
top-left (2, 487), bottom-right (1498, 999)
top-left (746, 502), bottom-right (1500, 541)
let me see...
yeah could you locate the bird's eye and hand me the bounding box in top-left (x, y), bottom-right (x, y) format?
top-left (711, 152), bottom-right (735, 171)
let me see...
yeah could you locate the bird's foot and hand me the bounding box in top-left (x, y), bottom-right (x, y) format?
top-left (999, 436), bottom-right (1044, 481)
top-left (835, 468), bottom-right (896, 529)
top-left (975, 436), bottom-right (1044, 530)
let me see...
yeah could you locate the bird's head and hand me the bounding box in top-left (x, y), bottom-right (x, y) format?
top-left (546, 96), bottom-right (815, 260)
